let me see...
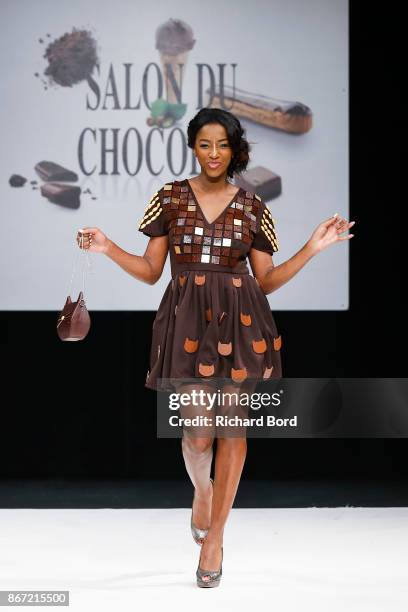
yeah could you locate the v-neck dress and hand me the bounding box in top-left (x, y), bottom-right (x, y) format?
top-left (138, 178), bottom-right (282, 392)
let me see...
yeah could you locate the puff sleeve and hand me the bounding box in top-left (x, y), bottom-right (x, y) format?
top-left (137, 186), bottom-right (168, 237)
top-left (251, 198), bottom-right (279, 255)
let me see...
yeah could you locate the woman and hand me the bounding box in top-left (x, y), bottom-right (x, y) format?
top-left (77, 108), bottom-right (354, 588)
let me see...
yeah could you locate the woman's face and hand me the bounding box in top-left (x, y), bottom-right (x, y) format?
top-left (193, 122), bottom-right (233, 179)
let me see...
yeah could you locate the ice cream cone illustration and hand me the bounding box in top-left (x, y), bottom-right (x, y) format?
top-left (155, 18), bottom-right (195, 104)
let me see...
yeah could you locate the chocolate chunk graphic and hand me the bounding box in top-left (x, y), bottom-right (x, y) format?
top-left (40, 182), bottom-right (80, 208)
top-left (35, 161), bottom-right (78, 182)
top-left (237, 166), bottom-right (282, 202)
top-left (9, 174), bottom-right (27, 187)
top-left (44, 28), bottom-right (99, 87)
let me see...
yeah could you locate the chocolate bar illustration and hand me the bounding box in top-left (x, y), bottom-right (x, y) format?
top-left (206, 85), bottom-right (312, 134)
top-left (235, 166), bottom-right (281, 202)
top-left (40, 182), bottom-right (81, 208)
top-left (35, 161), bottom-right (79, 182)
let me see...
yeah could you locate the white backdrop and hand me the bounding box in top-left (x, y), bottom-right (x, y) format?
top-left (0, 0), bottom-right (348, 310)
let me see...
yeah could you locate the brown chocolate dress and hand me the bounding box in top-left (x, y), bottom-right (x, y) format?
top-left (138, 178), bottom-right (282, 392)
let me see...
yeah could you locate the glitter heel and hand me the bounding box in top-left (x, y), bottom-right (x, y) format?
top-left (190, 478), bottom-right (214, 546)
top-left (196, 546), bottom-right (223, 588)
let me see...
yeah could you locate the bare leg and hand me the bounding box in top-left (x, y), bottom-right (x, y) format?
top-left (198, 437), bottom-right (247, 571)
top-left (198, 380), bottom-right (255, 573)
top-left (178, 382), bottom-right (216, 538)
top-left (181, 436), bottom-right (214, 537)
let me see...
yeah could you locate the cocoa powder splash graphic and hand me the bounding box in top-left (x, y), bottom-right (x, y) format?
top-left (43, 28), bottom-right (99, 87)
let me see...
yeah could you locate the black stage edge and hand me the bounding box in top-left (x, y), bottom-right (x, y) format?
top-left (0, 479), bottom-right (407, 509)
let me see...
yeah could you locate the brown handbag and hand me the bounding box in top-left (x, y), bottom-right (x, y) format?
top-left (56, 232), bottom-right (92, 341)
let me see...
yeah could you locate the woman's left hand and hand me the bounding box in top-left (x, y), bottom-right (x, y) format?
top-left (307, 214), bottom-right (355, 254)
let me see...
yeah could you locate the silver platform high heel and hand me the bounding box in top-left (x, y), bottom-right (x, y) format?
top-left (190, 478), bottom-right (214, 546)
top-left (196, 545), bottom-right (223, 588)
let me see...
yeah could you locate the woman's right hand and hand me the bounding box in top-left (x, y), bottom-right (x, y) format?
top-left (76, 227), bottom-right (110, 254)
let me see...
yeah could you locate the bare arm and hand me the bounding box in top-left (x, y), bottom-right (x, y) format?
top-left (248, 213), bottom-right (355, 295)
top-left (76, 227), bottom-right (169, 285)
top-left (105, 235), bottom-right (169, 285)
top-left (249, 242), bottom-right (315, 294)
